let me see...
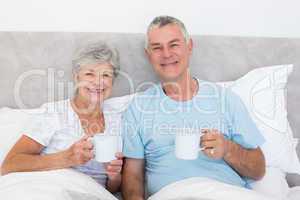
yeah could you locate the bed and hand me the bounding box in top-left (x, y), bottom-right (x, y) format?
top-left (0, 32), bottom-right (299, 200)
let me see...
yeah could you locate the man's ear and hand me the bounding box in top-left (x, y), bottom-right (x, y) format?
top-left (188, 38), bottom-right (193, 55)
top-left (144, 48), bottom-right (151, 60)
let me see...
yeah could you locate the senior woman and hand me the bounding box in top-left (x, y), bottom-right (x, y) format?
top-left (1, 41), bottom-right (123, 193)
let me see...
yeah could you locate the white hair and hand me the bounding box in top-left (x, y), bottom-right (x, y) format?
top-left (145, 15), bottom-right (190, 49)
top-left (72, 41), bottom-right (120, 77)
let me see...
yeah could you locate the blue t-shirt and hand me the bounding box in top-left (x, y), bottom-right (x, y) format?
top-left (122, 80), bottom-right (265, 195)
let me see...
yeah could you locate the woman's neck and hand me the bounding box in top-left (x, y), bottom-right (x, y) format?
top-left (71, 95), bottom-right (102, 119)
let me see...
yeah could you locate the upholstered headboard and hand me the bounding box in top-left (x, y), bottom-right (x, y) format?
top-left (0, 32), bottom-right (299, 185)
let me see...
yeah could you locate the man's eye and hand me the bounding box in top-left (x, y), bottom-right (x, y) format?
top-left (86, 73), bottom-right (93, 76)
top-left (170, 43), bottom-right (179, 47)
top-left (152, 47), bottom-right (161, 51)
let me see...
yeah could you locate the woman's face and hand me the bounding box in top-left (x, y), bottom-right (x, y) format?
top-left (75, 63), bottom-right (114, 104)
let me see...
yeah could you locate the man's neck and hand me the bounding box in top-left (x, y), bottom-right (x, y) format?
top-left (162, 73), bottom-right (198, 101)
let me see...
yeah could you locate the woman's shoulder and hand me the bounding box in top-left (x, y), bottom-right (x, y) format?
top-left (24, 100), bottom-right (70, 135)
top-left (35, 99), bottom-right (72, 126)
top-left (40, 99), bottom-right (70, 114)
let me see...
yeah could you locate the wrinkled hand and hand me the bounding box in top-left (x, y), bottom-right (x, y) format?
top-left (65, 135), bottom-right (94, 166)
top-left (104, 152), bottom-right (123, 180)
top-left (200, 129), bottom-right (229, 159)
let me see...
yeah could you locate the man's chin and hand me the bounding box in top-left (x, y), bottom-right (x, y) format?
top-left (159, 73), bottom-right (182, 82)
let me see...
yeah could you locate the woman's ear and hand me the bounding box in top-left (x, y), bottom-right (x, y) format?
top-left (73, 73), bottom-right (79, 83)
top-left (73, 73), bottom-right (80, 95)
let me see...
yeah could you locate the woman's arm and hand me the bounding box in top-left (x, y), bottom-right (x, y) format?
top-left (1, 135), bottom-right (94, 175)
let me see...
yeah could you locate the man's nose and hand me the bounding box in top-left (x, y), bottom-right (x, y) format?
top-left (162, 47), bottom-right (171, 58)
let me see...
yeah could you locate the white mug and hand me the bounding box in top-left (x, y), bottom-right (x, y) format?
top-left (90, 134), bottom-right (119, 163)
top-left (175, 129), bottom-right (203, 160)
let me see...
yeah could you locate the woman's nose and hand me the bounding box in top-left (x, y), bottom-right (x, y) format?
top-left (90, 75), bottom-right (104, 87)
top-left (94, 73), bottom-right (104, 83)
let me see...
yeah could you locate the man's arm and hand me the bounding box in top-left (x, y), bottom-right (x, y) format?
top-left (122, 158), bottom-right (145, 200)
top-left (223, 140), bottom-right (265, 180)
top-left (201, 129), bottom-right (265, 180)
top-left (105, 153), bottom-right (124, 193)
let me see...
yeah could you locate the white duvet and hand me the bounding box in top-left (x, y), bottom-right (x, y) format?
top-left (1, 169), bottom-right (299, 200)
top-left (0, 169), bottom-right (118, 200)
top-left (148, 177), bottom-right (279, 200)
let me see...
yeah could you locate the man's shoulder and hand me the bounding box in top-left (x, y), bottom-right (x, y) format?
top-left (197, 80), bottom-right (243, 111)
top-left (198, 80), bottom-right (224, 96)
top-left (199, 80), bottom-right (238, 96)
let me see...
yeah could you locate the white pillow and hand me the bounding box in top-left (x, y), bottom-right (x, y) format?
top-left (219, 64), bottom-right (300, 174)
top-left (218, 65), bottom-right (300, 198)
top-left (103, 93), bottom-right (137, 113)
top-left (288, 186), bottom-right (300, 200)
top-left (250, 167), bottom-right (289, 200)
top-left (0, 108), bottom-right (39, 167)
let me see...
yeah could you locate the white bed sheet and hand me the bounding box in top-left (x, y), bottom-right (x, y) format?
top-left (0, 169), bottom-right (118, 200)
top-left (1, 169), bottom-right (298, 200)
top-left (288, 186), bottom-right (300, 200)
top-left (147, 177), bottom-right (280, 200)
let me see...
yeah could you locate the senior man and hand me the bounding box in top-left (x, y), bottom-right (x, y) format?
top-left (121, 16), bottom-right (266, 200)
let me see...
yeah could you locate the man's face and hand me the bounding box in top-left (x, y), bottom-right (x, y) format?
top-left (146, 24), bottom-right (193, 82)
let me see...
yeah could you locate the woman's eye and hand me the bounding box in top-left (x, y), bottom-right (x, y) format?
top-left (85, 73), bottom-right (93, 76)
top-left (103, 73), bottom-right (113, 78)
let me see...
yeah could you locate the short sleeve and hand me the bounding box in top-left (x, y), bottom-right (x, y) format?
top-left (225, 89), bottom-right (265, 149)
top-left (23, 112), bottom-right (58, 147)
top-left (121, 98), bottom-right (145, 159)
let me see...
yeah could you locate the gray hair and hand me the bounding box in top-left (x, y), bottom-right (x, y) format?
top-left (72, 41), bottom-right (120, 77)
top-left (145, 15), bottom-right (190, 49)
